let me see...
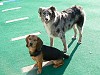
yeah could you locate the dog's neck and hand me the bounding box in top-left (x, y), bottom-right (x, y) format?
top-left (29, 50), bottom-right (41, 57)
top-left (29, 45), bottom-right (42, 57)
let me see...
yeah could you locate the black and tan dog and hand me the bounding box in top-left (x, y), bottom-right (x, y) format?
top-left (26, 35), bottom-right (69, 74)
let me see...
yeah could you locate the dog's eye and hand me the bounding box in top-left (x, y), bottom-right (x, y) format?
top-left (49, 13), bottom-right (51, 15)
top-left (34, 39), bottom-right (37, 41)
top-left (29, 38), bottom-right (31, 40)
top-left (43, 12), bottom-right (46, 15)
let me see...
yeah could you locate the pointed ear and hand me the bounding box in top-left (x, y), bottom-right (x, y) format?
top-left (50, 6), bottom-right (56, 11)
top-left (25, 35), bottom-right (30, 47)
top-left (36, 37), bottom-right (43, 50)
top-left (38, 7), bottom-right (43, 17)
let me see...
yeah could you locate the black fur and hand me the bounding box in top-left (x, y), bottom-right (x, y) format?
top-left (41, 45), bottom-right (69, 61)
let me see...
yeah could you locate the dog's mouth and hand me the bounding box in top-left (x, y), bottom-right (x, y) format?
top-left (44, 18), bottom-right (50, 24)
top-left (44, 20), bottom-right (50, 24)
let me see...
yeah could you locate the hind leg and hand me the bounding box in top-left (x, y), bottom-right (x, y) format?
top-left (53, 59), bottom-right (64, 68)
top-left (77, 26), bottom-right (83, 44)
top-left (72, 24), bottom-right (77, 39)
top-left (76, 14), bottom-right (84, 44)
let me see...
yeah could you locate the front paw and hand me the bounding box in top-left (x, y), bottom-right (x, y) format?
top-left (34, 63), bottom-right (38, 67)
top-left (37, 69), bottom-right (42, 74)
top-left (72, 36), bottom-right (77, 40)
top-left (63, 49), bottom-right (68, 53)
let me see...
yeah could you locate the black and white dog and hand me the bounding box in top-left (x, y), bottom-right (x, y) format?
top-left (38, 5), bottom-right (86, 52)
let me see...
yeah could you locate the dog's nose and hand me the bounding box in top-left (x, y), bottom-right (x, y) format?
top-left (45, 18), bottom-right (48, 21)
top-left (30, 43), bottom-right (33, 46)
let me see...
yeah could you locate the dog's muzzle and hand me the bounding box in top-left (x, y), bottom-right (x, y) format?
top-left (44, 15), bottom-right (50, 23)
top-left (45, 18), bottom-right (48, 21)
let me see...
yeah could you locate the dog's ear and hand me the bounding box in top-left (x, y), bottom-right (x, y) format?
top-left (50, 6), bottom-right (56, 11)
top-left (25, 35), bottom-right (30, 47)
top-left (36, 37), bottom-right (43, 50)
top-left (38, 7), bottom-right (43, 17)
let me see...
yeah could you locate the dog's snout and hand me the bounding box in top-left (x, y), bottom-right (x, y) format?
top-left (45, 18), bottom-right (48, 21)
top-left (30, 43), bottom-right (33, 46)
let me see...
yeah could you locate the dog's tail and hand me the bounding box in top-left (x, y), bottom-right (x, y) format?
top-left (63, 54), bottom-right (69, 59)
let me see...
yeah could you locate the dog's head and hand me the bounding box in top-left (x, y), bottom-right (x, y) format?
top-left (26, 35), bottom-right (43, 50)
top-left (38, 6), bottom-right (56, 24)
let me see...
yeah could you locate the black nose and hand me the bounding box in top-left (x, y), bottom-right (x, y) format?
top-left (30, 43), bottom-right (33, 46)
top-left (45, 18), bottom-right (48, 21)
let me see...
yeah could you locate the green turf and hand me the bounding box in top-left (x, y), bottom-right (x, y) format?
top-left (0, 0), bottom-right (100, 75)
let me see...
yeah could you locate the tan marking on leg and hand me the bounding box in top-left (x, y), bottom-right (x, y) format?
top-left (53, 59), bottom-right (64, 68)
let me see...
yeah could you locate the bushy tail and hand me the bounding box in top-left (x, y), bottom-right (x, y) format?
top-left (63, 54), bottom-right (69, 59)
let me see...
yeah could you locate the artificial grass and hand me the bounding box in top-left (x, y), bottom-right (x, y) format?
top-left (0, 0), bottom-right (100, 75)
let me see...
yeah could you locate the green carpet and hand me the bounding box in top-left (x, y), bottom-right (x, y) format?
top-left (0, 0), bottom-right (100, 75)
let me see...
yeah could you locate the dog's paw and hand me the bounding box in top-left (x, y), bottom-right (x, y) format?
top-left (34, 63), bottom-right (38, 67)
top-left (53, 65), bottom-right (58, 68)
top-left (37, 69), bottom-right (42, 74)
top-left (53, 65), bottom-right (61, 68)
top-left (63, 49), bottom-right (68, 53)
top-left (77, 40), bottom-right (82, 44)
top-left (72, 36), bottom-right (77, 40)
top-left (53, 63), bottom-right (63, 68)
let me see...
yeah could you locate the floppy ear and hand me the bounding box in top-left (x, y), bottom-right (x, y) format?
top-left (25, 35), bottom-right (30, 47)
top-left (49, 6), bottom-right (56, 18)
top-left (38, 7), bottom-right (43, 17)
top-left (36, 37), bottom-right (43, 50)
top-left (50, 6), bottom-right (56, 11)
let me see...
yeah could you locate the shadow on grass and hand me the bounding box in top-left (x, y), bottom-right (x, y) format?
top-left (68, 38), bottom-right (76, 48)
top-left (26, 39), bottom-right (80, 75)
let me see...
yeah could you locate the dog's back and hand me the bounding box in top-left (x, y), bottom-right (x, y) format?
top-left (41, 45), bottom-right (69, 61)
top-left (61, 6), bottom-right (85, 29)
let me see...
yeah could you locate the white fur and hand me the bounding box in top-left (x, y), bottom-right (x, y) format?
top-left (43, 22), bottom-right (55, 38)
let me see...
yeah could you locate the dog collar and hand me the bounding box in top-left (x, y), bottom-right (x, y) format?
top-left (29, 50), bottom-right (41, 57)
top-left (29, 45), bottom-right (43, 57)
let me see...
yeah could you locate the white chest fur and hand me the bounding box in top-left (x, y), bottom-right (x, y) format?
top-left (43, 22), bottom-right (55, 38)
